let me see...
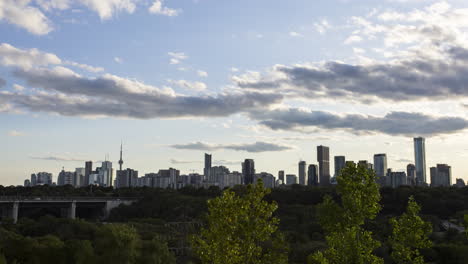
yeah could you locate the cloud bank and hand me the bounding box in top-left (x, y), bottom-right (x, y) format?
top-left (170, 141), bottom-right (294, 153)
top-left (249, 109), bottom-right (468, 136)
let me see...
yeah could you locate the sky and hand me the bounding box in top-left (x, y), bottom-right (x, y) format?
top-left (1, 0), bottom-right (468, 186)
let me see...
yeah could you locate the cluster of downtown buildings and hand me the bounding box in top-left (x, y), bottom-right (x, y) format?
top-left (22, 138), bottom-right (466, 189)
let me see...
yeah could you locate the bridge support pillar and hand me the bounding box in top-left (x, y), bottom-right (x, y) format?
top-left (68, 201), bottom-right (76, 219)
top-left (12, 201), bottom-right (19, 224)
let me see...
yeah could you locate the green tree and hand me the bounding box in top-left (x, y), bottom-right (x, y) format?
top-left (137, 238), bottom-right (176, 264)
top-left (65, 239), bottom-right (96, 264)
top-left (389, 196), bottom-right (432, 264)
top-left (34, 235), bottom-right (66, 263)
top-left (191, 180), bottom-right (288, 264)
top-left (310, 162), bottom-right (383, 264)
top-left (464, 215), bottom-right (468, 239)
top-left (94, 224), bottom-right (140, 264)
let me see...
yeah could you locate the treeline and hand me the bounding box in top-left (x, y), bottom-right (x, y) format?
top-left (0, 216), bottom-right (176, 264)
top-left (1, 184), bottom-right (468, 263)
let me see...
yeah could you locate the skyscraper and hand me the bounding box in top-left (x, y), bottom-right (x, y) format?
top-left (414, 137), bottom-right (427, 185)
top-left (334, 156), bottom-right (346, 177)
top-left (74, 168), bottom-right (85, 187)
top-left (286, 174), bottom-right (297, 185)
top-left (388, 171), bottom-right (407, 187)
top-left (30, 174), bottom-right (37, 186)
top-left (115, 168), bottom-right (138, 188)
top-left (57, 168), bottom-right (74, 186)
top-left (278, 170), bottom-right (285, 184)
top-left (204, 153), bottom-right (212, 181)
top-left (298, 161), bottom-right (306, 185)
top-left (307, 164), bottom-right (318, 186)
top-left (430, 164), bottom-right (451, 187)
top-left (317, 145), bottom-right (330, 186)
top-left (99, 161), bottom-right (113, 187)
top-left (406, 164), bottom-right (416, 186)
top-left (373, 154), bottom-right (387, 185)
top-left (242, 159), bottom-right (255, 184)
top-left (85, 161), bottom-right (93, 187)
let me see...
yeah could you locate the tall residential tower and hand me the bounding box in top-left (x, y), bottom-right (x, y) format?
top-left (204, 153), bottom-right (212, 181)
top-left (334, 156), bottom-right (346, 177)
top-left (298, 161), bottom-right (307, 185)
top-left (317, 146), bottom-right (330, 186)
top-left (242, 159), bottom-right (255, 184)
top-left (414, 137), bottom-right (427, 185)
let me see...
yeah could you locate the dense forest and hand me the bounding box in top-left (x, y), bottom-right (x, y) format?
top-left (1, 182), bottom-right (468, 263)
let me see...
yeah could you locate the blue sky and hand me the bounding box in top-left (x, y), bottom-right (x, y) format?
top-left (1, 0), bottom-right (468, 185)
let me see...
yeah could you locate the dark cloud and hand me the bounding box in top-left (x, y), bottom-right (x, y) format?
top-left (29, 155), bottom-right (86, 162)
top-left (170, 141), bottom-right (293, 153)
top-left (235, 47), bottom-right (468, 101)
top-left (249, 109), bottom-right (468, 136)
top-left (0, 67), bottom-right (282, 118)
top-left (0, 77), bottom-right (5, 87)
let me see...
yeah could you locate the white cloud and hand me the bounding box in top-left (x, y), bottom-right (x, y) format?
top-left (168, 52), bottom-right (187, 64)
top-left (289, 31), bottom-right (303, 37)
top-left (36, 0), bottom-right (71, 11)
top-left (168, 79), bottom-right (207, 92)
top-left (231, 67), bottom-right (239, 72)
top-left (65, 61), bottom-right (104, 73)
top-left (13, 84), bottom-right (25, 91)
top-left (0, 43), bottom-right (62, 69)
top-left (197, 70), bottom-right (208, 77)
top-left (149, 0), bottom-right (180, 16)
top-left (353, 47), bottom-right (365, 54)
top-left (114, 57), bottom-right (123, 64)
top-left (314, 19), bottom-right (331, 34)
top-left (8, 130), bottom-right (25, 137)
top-left (344, 35), bottom-right (363, 44)
top-left (78, 0), bottom-right (137, 20)
top-left (0, 0), bottom-right (53, 35)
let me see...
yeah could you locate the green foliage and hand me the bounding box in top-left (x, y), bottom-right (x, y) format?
top-left (464, 215), bottom-right (468, 239)
top-left (0, 254), bottom-right (5, 264)
top-left (389, 196), bottom-right (432, 264)
top-left (191, 180), bottom-right (288, 264)
top-left (310, 162), bottom-right (383, 264)
top-left (65, 239), bottom-right (95, 264)
top-left (94, 224), bottom-right (140, 264)
top-left (0, 218), bottom-right (175, 264)
top-left (137, 238), bottom-right (176, 264)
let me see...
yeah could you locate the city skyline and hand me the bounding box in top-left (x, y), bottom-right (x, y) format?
top-left (16, 137), bottom-right (464, 188)
top-left (1, 0), bottom-right (468, 186)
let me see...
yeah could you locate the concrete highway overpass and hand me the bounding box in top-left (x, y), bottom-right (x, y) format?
top-left (0, 197), bottom-right (137, 223)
